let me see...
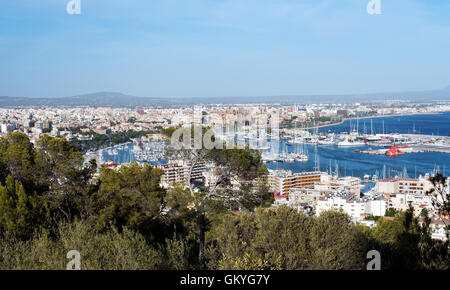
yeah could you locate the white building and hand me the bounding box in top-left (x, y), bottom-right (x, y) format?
top-left (359, 220), bottom-right (377, 228)
top-left (377, 177), bottom-right (433, 195)
top-left (0, 123), bottom-right (15, 133)
top-left (157, 160), bottom-right (205, 188)
top-left (316, 195), bottom-right (365, 222)
top-left (365, 199), bottom-right (388, 217)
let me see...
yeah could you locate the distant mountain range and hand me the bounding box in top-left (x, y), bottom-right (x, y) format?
top-left (0, 92), bottom-right (174, 107)
top-left (1, 87), bottom-right (450, 107)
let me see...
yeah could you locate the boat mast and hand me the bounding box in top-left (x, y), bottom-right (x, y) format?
top-left (314, 145), bottom-right (320, 171)
top-left (371, 119), bottom-right (373, 135)
top-left (356, 117), bottom-right (359, 134)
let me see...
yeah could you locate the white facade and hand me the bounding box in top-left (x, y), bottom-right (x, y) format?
top-left (359, 220), bottom-right (377, 228)
top-left (431, 227), bottom-right (448, 242)
top-left (0, 123), bottom-right (15, 133)
top-left (316, 197), bottom-right (365, 221)
top-left (157, 160), bottom-right (205, 188)
top-left (365, 199), bottom-right (388, 217)
top-left (377, 177), bottom-right (434, 195)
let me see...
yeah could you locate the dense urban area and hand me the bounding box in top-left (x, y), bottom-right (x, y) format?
top-left (0, 101), bottom-right (448, 270)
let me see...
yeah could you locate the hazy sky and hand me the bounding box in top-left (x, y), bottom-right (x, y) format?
top-left (1, 0), bottom-right (450, 98)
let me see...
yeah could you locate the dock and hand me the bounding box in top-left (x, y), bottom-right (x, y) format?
top-left (355, 145), bottom-right (450, 155)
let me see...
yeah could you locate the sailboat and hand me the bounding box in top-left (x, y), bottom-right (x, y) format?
top-left (287, 122), bottom-right (304, 144)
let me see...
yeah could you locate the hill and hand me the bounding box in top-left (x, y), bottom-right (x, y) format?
top-left (1, 86), bottom-right (449, 107)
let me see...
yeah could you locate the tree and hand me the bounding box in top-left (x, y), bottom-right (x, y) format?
top-left (417, 208), bottom-right (449, 270)
top-left (205, 207), bottom-right (370, 270)
top-left (90, 162), bottom-right (170, 244)
top-left (0, 220), bottom-right (164, 270)
top-left (0, 133), bottom-right (36, 192)
top-left (205, 207), bottom-right (297, 270)
top-left (0, 176), bottom-right (50, 240)
top-left (364, 205), bottom-right (449, 270)
top-left (217, 252), bottom-right (282, 270)
top-left (167, 125), bottom-right (269, 265)
top-left (370, 216), bottom-right (405, 244)
top-left (34, 135), bottom-right (96, 223)
top-left (385, 207), bottom-right (398, 217)
top-left (309, 210), bottom-right (369, 270)
top-left (427, 173), bottom-right (449, 227)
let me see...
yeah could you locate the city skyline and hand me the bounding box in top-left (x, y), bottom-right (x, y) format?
top-left (0, 0), bottom-right (449, 274)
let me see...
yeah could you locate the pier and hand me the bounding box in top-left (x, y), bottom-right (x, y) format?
top-left (355, 144), bottom-right (450, 155)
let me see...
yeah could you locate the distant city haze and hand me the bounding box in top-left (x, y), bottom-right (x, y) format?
top-left (1, 0), bottom-right (450, 99)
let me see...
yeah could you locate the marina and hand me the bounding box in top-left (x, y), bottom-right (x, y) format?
top-left (281, 113), bottom-right (450, 154)
top-left (265, 113), bottom-right (450, 179)
top-left (84, 138), bottom-right (168, 166)
top-left (84, 113), bottom-right (450, 181)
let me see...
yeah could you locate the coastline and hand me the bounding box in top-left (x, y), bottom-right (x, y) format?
top-left (304, 112), bottom-right (444, 131)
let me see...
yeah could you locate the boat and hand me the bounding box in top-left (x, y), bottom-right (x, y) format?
top-left (365, 135), bottom-right (382, 142)
top-left (385, 145), bottom-right (406, 156)
top-left (337, 138), bottom-right (366, 147)
top-left (254, 144), bottom-right (271, 150)
top-left (318, 134), bottom-right (336, 145)
top-left (295, 154), bottom-right (309, 162)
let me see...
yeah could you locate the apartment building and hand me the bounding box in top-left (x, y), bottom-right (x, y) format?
top-left (157, 160), bottom-right (206, 188)
top-left (0, 123), bottom-right (16, 133)
top-left (315, 176), bottom-right (361, 195)
top-left (287, 188), bottom-right (333, 207)
top-left (364, 199), bottom-right (388, 217)
top-left (316, 193), bottom-right (366, 222)
top-left (387, 193), bottom-right (433, 214)
top-left (377, 177), bottom-right (433, 195)
top-left (268, 170), bottom-right (325, 195)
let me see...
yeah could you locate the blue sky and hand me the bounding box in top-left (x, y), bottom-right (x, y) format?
top-left (1, 0), bottom-right (450, 98)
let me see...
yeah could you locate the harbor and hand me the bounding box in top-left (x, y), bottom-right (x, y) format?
top-left (83, 113), bottom-right (450, 181)
top-left (263, 113), bottom-right (450, 180)
top-left (355, 144), bottom-right (450, 155)
top-left (280, 113), bottom-right (450, 155)
top-left (84, 137), bottom-right (168, 166)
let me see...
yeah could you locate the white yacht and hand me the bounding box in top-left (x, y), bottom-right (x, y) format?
top-left (337, 138), bottom-right (366, 147)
